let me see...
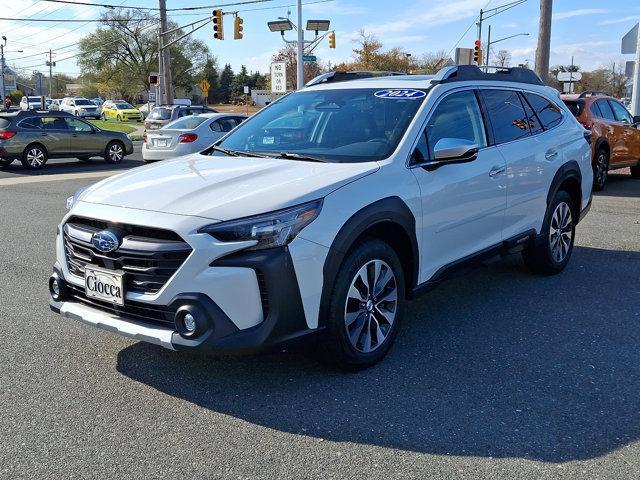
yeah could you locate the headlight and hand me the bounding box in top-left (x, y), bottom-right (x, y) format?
top-left (66, 186), bottom-right (89, 210)
top-left (199, 199), bottom-right (323, 251)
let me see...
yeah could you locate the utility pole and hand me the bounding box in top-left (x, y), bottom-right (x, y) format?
top-left (486, 25), bottom-right (491, 66)
top-left (157, 26), bottom-right (164, 105)
top-left (48, 50), bottom-right (53, 98)
top-left (159, 0), bottom-right (173, 104)
top-left (296, 0), bottom-right (304, 89)
top-left (0, 38), bottom-right (6, 102)
top-left (535, 0), bottom-right (553, 84)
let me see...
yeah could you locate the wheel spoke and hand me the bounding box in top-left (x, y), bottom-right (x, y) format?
top-left (348, 314), bottom-right (366, 346)
top-left (348, 284), bottom-right (365, 302)
top-left (345, 310), bottom-right (364, 328)
top-left (373, 267), bottom-right (393, 296)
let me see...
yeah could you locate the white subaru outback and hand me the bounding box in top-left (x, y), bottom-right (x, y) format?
top-left (49, 66), bottom-right (593, 369)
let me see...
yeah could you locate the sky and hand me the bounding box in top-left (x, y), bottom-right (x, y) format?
top-left (2, 0), bottom-right (639, 80)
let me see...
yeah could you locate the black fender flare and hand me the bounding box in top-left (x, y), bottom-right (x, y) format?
top-left (546, 160), bottom-right (583, 216)
top-left (318, 196), bottom-right (419, 326)
top-left (594, 137), bottom-right (609, 157)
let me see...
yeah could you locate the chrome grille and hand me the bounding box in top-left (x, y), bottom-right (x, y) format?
top-left (63, 216), bottom-right (191, 295)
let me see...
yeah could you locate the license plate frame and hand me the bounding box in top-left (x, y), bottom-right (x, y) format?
top-left (155, 138), bottom-right (168, 147)
top-left (84, 265), bottom-right (125, 306)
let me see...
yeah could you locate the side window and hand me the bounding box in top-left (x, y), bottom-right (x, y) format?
top-left (596, 100), bottom-right (616, 121)
top-left (481, 89), bottom-right (530, 144)
top-left (64, 118), bottom-right (93, 132)
top-left (210, 120), bottom-right (222, 132)
top-left (42, 117), bottom-right (69, 130)
top-left (232, 116), bottom-right (246, 126)
top-left (523, 93), bottom-right (563, 130)
top-left (19, 117), bottom-right (43, 130)
top-left (425, 90), bottom-right (487, 157)
top-left (589, 101), bottom-right (603, 118)
top-left (177, 109), bottom-right (189, 118)
top-left (609, 100), bottom-right (633, 124)
top-left (217, 118), bottom-right (237, 132)
top-left (520, 93), bottom-right (543, 135)
top-left (411, 131), bottom-right (429, 164)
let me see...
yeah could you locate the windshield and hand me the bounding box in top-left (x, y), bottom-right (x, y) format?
top-left (115, 102), bottom-right (134, 109)
top-left (216, 88), bottom-right (427, 162)
top-left (75, 99), bottom-right (93, 106)
top-left (28, 97), bottom-right (40, 102)
top-left (149, 107), bottom-right (172, 120)
top-left (165, 116), bottom-right (208, 130)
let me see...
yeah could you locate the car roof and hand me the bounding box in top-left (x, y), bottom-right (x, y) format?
top-left (197, 112), bottom-right (246, 119)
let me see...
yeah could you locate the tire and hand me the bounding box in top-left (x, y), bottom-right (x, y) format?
top-left (320, 239), bottom-right (405, 370)
top-left (592, 148), bottom-right (609, 191)
top-left (100, 113), bottom-right (106, 121)
top-left (75, 110), bottom-right (80, 117)
top-left (630, 165), bottom-right (640, 179)
top-left (117, 115), bottom-right (122, 122)
top-left (523, 190), bottom-right (576, 275)
top-left (104, 140), bottom-right (125, 163)
top-left (0, 158), bottom-right (13, 168)
top-left (21, 144), bottom-right (48, 170)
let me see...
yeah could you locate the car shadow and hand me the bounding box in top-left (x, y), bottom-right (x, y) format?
top-left (116, 246), bottom-right (640, 463)
top-left (595, 171), bottom-right (640, 198)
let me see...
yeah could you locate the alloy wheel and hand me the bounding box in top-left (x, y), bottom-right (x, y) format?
top-left (344, 259), bottom-right (397, 353)
top-left (108, 143), bottom-right (123, 162)
top-left (549, 201), bottom-right (573, 263)
top-left (595, 152), bottom-right (608, 188)
top-left (26, 148), bottom-right (45, 167)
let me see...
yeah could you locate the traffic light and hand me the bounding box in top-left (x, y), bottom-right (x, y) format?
top-left (148, 73), bottom-right (158, 85)
top-left (328, 31), bottom-right (336, 49)
top-left (234, 16), bottom-right (244, 40)
top-left (213, 9), bottom-right (224, 40)
top-left (473, 40), bottom-right (483, 65)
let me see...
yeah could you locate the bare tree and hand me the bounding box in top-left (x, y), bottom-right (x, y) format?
top-left (496, 50), bottom-right (512, 67)
top-left (418, 50), bottom-right (453, 73)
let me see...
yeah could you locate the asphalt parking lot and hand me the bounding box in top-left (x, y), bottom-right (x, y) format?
top-left (0, 159), bottom-right (639, 479)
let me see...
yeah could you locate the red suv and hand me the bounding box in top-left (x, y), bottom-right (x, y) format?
top-left (562, 92), bottom-right (640, 190)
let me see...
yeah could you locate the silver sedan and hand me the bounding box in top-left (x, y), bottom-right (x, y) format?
top-left (142, 113), bottom-right (247, 162)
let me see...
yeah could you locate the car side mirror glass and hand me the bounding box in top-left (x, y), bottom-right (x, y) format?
top-left (433, 138), bottom-right (479, 162)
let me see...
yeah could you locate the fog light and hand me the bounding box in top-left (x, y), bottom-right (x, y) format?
top-left (51, 278), bottom-right (60, 296)
top-left (49, 273), bottom-right (68, 301)
top-left (183, 313), bottom-right (196, 333)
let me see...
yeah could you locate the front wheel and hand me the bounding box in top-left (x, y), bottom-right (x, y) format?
top-left (523, 190), bottom-right (575, 275)
top-left (593, 149), bottom-right (609, 191)
top-left (116, 115), bottom-right (122, 122)
top-left (104, 141), bottom-right (125, 163)
top-left (320, 239), bottom-right (405, 370)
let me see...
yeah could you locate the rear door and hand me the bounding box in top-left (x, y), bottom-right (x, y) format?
top-left (608, 99), bottom-right (640, 165)
top-left (41, 117), bottom-right (71, 155)
top-left (594, 99), bottom-right (626, 165)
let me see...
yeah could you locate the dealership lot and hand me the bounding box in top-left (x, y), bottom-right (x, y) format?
top-left (0, 164), bottom-right (639, 479)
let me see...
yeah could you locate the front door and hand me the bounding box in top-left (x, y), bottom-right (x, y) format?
top-left (410, 89), bottom-right (507, 281)
top-left (64, 118), bottom-right (100, 155)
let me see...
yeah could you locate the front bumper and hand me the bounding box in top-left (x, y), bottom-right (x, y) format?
top-left (76, 110), bottom-right (100, 118)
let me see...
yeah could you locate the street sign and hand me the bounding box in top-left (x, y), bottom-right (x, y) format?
top-left (556, 71), bottom-right (582, 81)
top-left (243, 85), bottom-right (250, 94)
top-left (270, 62), bottom-right (287, 93)
top-left (622, 23), bottom-right (639, 54)
top-left (626, 60), bottom-right (635, 78)
top-left (200, 89), bottom-right (209, 98)
top-left (302, 55), bottom-right (317, 62)
top-left (455, 47), bottom-right (474, 65)
top-left (198, 79), bottom-right (210, 91)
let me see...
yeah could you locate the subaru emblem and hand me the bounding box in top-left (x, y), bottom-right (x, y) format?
top-left (92, 230), bottom-right (120, 253)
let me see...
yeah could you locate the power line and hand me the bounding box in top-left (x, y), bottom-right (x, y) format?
top-left (40, 0), bottom-right (276, 12)
top-left (1, 17), bottom-right (157, 21)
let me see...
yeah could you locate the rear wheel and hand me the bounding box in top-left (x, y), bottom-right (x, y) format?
top-left (104, 141), bottom-right (125, 163)
top-left (21, 144), bottom-right (48, 170)
top-left (320, 239), bottom-right (405, 370)
top-left (593, 149), bottom-right (609, 191)
top-left (630, 165), bottom-right (640, 179)
top-left (523, 190), bottom-right (575, 275)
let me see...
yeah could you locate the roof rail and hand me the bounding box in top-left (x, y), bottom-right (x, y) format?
top-left (0, 110), bottom-right (72, 117)
top-left (578, 91), bottom-right (609, 98)
top-left (431, 64), bottom-right (544, 86)
top-left (305, 70), bottom-right (406, 87)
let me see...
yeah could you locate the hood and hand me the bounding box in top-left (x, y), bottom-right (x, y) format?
top-left (119, 109), bottom-right (141, 114)
top-left (79, 153), bottom-right (379, 221)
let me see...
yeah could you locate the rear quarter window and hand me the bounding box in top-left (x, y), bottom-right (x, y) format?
top-left (524, 93), bottom-right (563, 130)
top-left (562, 100), bottom-right (584, 117)
top-left (480, 89), bottom-right (531, 144)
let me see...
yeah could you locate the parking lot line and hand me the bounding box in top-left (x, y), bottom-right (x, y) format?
top-left (0, 170), bottom-right (121, 186)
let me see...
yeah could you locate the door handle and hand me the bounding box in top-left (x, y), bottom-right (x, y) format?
top-left (489, 166), bottom-right (506, 177)
top-left (545, 150), bottom-right (558, 160)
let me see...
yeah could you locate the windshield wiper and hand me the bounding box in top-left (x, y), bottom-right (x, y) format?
top-left (277, 152), bottom-right (326, 163)
top-left (210, 145), bottom-right (271, 158)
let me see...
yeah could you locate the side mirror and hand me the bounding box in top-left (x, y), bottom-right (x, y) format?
top-left (633, 115), bottom-right (640, 125)
top-left (415, 138), bottom-right (479, 171)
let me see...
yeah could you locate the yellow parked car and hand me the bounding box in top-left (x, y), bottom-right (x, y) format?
top-left (100, 100), bottom-right (143, 122)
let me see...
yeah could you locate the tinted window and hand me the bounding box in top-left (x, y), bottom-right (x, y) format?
top-left (524, 93), bottom-right (563, 130)
top-left (563, 100), bottom-right (584, 117)
top-left (211, 118), bottom-right (239, 133)
top-left (425, 90), bottom-right (487, 157)
top-left (28, 96), bottom-right (40, 102)
top-left (217, 88), bottom-right (426, 163)
top-left (19, 117), bottom-right (43, 129)
top-left (166, 116), bottom-right (208, 130)
top-left (595, 100), bottom-right (615, 121)
top-left (65, 118), bottom-right (93, 132)
top-left (589, 101), bottom-right (602, 117)
top-left (609, 100), bottom-right (633, 123)
top-left (42, 117), bottom-right (68, 130)
top-left (74, 99), bottom-right (93, 106)
top-left (520, 93), bottom-right (544, 135)
top-left (115, 102), bottom-right (134, 109)
top-left (481, 89), bottom-right (530, 143)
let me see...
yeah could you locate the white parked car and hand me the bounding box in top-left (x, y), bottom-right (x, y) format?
top-left (50, 66), bottom-right (593, 369)
top-left (142, 113), bottom-right (247, 162)
top-left (20, 96), bottom-right (45, 110)
top-left (48, 99), bottom-right (61, 111)
top-left (59, 97), bottom-right (101, 119)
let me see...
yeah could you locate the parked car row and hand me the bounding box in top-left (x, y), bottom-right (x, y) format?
top-left (562, 91), bottom-right (640, 190)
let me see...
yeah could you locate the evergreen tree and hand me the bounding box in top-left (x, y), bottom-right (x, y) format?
top-left (218, 64), bottom-right (234, 104)
top-left (231, 65), bottom-right (250, 101)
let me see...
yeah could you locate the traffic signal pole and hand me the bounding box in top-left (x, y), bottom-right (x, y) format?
top-left (296, 0), bottom-right (304, 90)
top-left (159, 0), bottom-right (173, 104)
top-left (535, 0), bottom-right (553, 84)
